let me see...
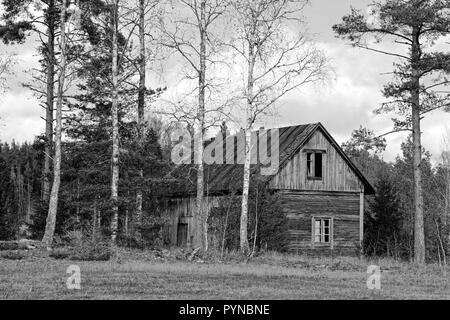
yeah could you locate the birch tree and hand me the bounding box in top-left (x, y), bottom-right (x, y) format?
top-left (42, 0), bottom-right (72, 248)
top-left (135, 0), bottom-right (146, 239)
top-left (442, 127), bottom-right (450, 259)
top-left (159, 0), bottom-right (229, 251)
top-left (131, 0), bottom-right (161, 239)
top-left (229, 0), bottom-right (328, 254)
top-left (110, 0), bottom-right (120, 243)
top-left (334, 0), bottom-right (450, 264)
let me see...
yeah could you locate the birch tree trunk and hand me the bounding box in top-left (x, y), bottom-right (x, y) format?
top-left (411, 28), bottom-right (425, 265)
top-left (42, 0), bottom-right (67, 248)
top-left (43, 0), bottom-right (56, 202)
top-left (135, 0), bottom-right (146, 239)
top-left (110, 0), bottom-right (120, 243)
top-left (194, 0), bottom-right (207, 251)
top-left (447, 165), bottom-right (450, 261)
top-left (240, 43), bottom-right (255, 255)
top-left (160, 0), bottom-right (228, 251)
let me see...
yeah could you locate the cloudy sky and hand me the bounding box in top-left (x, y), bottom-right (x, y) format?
top-left (1, 0), bottom-right (449, 164)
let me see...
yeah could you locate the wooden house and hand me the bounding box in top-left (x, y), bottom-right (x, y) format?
top-left (162, 123), bottom-right (374, 255)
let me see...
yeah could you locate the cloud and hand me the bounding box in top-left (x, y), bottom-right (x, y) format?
top-left (265, 42), bottom-right (450, 164)
top-left (0, 35), bottom-right (45, 143)
top-left (0, 91), bottom-right (43, 143)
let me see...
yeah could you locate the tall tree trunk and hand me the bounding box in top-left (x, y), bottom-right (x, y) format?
top-left (43, 0), bottom-right (56, 202)
top-left (194, 0), bottom-right (207, 251)
top-left (27, 178), bottom-right (31, 224)
top-left (135, 0), bottom-right (146, 239)
top-left (92, 199), bottom-right (97, 239)
top-left (110, 0), bottom-right (120, 243)
top-left (240, 43), bottom-right (255, 255)
top-left (411, 28), bottom-right (425, 265)
top-left (42, 0), bottom-right (68, 248)
top-left (240, 129), bottom-right (251, 255)
top-left (446, 166), bottom-right (450, 261)
top-left (251, 184), bottom-right (259, 256)
top-left (412, 96), bottom-right (425, 264)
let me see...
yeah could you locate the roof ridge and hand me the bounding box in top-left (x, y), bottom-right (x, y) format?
top-left (252, 122), bottom-right (319, 132)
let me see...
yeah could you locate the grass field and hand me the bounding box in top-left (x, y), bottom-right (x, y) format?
top-left (1, 249), bottom-right (449, 299)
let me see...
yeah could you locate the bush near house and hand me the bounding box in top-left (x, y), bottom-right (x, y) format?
top-left (209, 184), bottom-right (289, 253)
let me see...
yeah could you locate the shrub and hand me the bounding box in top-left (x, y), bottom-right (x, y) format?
top-left (0, 242), bottom-right (18, 251)
top-left (209, 184), bottom-right (289, 253)
top-left (139, 215), bottom-right (168, 248)
top-left (70, 240), bottom-right (111, 261)
top-left (1, 251), bottom-right (24, 260)
top-left (49, 248), bottom-right (71, 260)
top-left (117, 234), bottom-right (144, 249)
top-left (63, 230), bottom-right (84, 247)
top-left (116, 214), bottom-right (168, 249)
top-left (49, 231), bottom-right (111, 261)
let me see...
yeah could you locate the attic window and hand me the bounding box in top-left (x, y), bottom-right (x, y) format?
top-left (306, 151), bottom-right (323, 180)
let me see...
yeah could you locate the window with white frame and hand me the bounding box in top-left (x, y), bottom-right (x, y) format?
top-left (314, 218), bottom-right (331, 244)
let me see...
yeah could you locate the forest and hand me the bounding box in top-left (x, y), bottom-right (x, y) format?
top-left (0, 0), bottom-right (450, 266)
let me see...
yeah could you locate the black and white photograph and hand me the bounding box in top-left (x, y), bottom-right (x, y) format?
top-left (0, 0), bottom-right (450, 305)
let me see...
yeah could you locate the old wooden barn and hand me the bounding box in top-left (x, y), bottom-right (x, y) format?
top-left (162, 123), bottom-right (374, 255)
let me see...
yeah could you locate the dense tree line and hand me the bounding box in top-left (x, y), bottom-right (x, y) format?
top-left (0, 130), bottom-right (168, 245)
top-left (344, 128), bottom-right (450, 264)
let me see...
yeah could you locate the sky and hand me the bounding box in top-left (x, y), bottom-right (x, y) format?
top-left (0, 0), bottom-right (449, 164)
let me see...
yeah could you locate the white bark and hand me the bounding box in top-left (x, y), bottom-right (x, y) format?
top-left (240, 42), bottom-right (256, 254)
top-left (159, 0), bottom-right (229, 251)
top-left (196, 0), bottom-right (207, 251)
top-left (42, 0), bottom-right (68, 248)
top-left (43, 0), bottom-right (56, 202)
top-left (110, 0), bottom-right (120, 243)
top-left (135, 0), bottom-right (146, 239)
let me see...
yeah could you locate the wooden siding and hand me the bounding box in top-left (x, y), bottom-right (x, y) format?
top-left (163, 196), bottom-right (222, 247)
top-left (280, 190), bottom-right (361, 256)
top-left (269, 129), bottom-right (364, 193)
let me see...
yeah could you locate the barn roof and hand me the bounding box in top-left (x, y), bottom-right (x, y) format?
top-left (160, 123), bottom-right (375, 196)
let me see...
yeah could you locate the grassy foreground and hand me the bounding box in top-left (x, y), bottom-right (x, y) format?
top-left (1, 249), bottom-right (449, 300)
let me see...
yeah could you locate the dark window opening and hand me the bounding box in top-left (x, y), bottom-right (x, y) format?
top-left (315, 153), bottom-right (322, 178)
top-left (307, 151), bottom-right (323, 179)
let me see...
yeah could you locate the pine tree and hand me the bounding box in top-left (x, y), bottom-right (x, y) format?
top-left (334, 0), bottom-right (450, 265)
top-left (365, 173), bottom-right (403, 257)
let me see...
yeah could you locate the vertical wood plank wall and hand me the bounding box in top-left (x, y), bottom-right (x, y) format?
top-left (269, 129), bottom-right (364, 193)
top-left (359, 191), bottom-right (364, 245)
top-left (163, 196), bottom-right (222, 247)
